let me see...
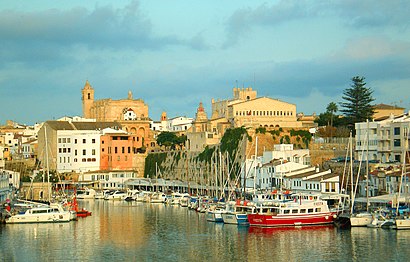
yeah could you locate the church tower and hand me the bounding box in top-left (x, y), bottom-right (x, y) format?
top-left (82, 80), bottom-right (94, 118)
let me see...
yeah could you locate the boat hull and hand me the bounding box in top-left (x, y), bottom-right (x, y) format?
top-left (395, 218), bottom-right (410, 230)
top-left (221, 213), bottom-right (249, 225)
top-left (206, 211), bottom-right (224, 222)
top-left (349, 212), bottom-right (373, 227)
top-left (6, 212), bottom-right (71, 224)
top-left (248, 212), bottom-right (335, 227)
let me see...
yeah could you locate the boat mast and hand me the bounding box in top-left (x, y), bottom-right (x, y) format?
top-left (366, 120), bottom-right (370, 212)
top-left (396, 129), bottom-right (408, 216)
top-left (253, 136), bottom-right (258, 193)
top-left (349, 132), bottom-right (354, 215)
top-left (44, 126), bottom-right (51, 203)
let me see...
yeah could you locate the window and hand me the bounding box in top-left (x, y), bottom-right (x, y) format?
top-left (83, 139), bottom-right (86, 144)
top-left (75, 150), bottom-right (77, 156)
top-left (122, 147), bottom-right (125, 154)
top-left (394, 139), bottom-right (401, 147)
top-left (308, 208), bottom-right (314, 213)
top-left (92, 139), bottom-right (96, 144)
top-left (74, 139), bottom-right (77, 144)
top-left (300, 209), bottom-right (306, 213)
top-left (128, 147), bottom-right (131, 154)
top-left (394, 127), bottom-right (400, 136)
top-left (58, 138), bottom-right (62, 143)
top-left (83, 149), bottom-right (86, 155)
top-left (59, 148), bottom-right (62, 153)
top-left (92, 149), bottom-right (96, 155)
top-left (115, 147), bottom-right (118, 154)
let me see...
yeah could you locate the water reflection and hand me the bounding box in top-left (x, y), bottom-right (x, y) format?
top-left (1, 201), bottom-right (410, 261)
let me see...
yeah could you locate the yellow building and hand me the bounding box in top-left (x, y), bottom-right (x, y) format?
top-left (373, 103), bottom-right (405, 120)
top-left (211, 87), bottom-right (301, 129)
top-left (81, 81), bottom-right (153, 149)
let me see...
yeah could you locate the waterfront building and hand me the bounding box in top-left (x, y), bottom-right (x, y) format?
top-left (80, 170), bottom-right (136, 190)
top-left (0, 170), bottom-right (10, 202)
top-left (355, 112), bottom-right (410, 163)
top-left (1, 169), bottom-right (20, 190)
top-left (38, 120), bottom-right (122, 172)
top-left (100, 128), bottom-right (138, 171)
top-left (241, 143), bottom-right (338, 193)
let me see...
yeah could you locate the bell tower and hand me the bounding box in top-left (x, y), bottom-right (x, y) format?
top-left (82, 80), bottom-right (94, 118)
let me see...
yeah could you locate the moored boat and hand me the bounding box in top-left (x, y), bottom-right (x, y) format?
top-left (76, 188), bottom-right (96, 199)
top-left (5, 203), bottom-right (71, 224)
top-left (221, 200), bottom-right (254, 225)
top-left (248, 200), bottom-right (336, 227)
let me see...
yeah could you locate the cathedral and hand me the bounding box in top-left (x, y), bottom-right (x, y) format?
top-left (81, 81), bottom-right (154, 149)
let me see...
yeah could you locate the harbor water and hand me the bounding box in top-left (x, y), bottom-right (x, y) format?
top-left (1, 200), bottom-right (410, 261)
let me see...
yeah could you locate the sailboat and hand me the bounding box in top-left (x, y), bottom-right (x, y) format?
top-left (335, 131), bottom-right (372, 228)
top-left (395, 130), bottom-right (410, 230)
top-left (6, 126), bottom-right (74, 224)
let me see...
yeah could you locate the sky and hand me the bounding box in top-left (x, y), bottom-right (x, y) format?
top-left (1, 0), bottom-right (409, 125)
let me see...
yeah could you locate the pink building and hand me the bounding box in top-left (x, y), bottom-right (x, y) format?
top-left (100, 133), bottom-right (137, 171)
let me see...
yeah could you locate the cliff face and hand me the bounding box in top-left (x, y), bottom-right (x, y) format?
top-left (144, 127), bottom-right (349, 181)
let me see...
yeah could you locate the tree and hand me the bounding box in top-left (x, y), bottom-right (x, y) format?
top-left (315, 102), bottom-right (341, 127)
top-left (156, 131), bottom-right (187, 150)
top-left (156, 131), bottom-right (178, 150)
top-left (326, 102), bottom-right (338, 128)
top-left (340, 76), bottom-right (375, 126)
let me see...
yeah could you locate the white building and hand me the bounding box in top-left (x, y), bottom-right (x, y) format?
top-left (355, 112), bottom-right (410, 163)
top-left (150, 115), bottom-right (194, 133)
top-left (167, 116), bottom-right (194, 132)
top-left (22, 139), bottom-right (37, 159)
top-left (263, 144), bottom-right (311, 166)
top-left (0, 170), bottom-right (10, 202)
top-left (38, 120), bottom-right (122, 172)
top-left (56, 130), bottom-right (102, 174)
top-left (81, 170), bottom-right (135, 190)
top-left (241, 143), bottom-right (339, 193)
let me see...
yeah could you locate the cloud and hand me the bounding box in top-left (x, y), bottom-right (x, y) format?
top-left (0, 1), bottom-right (203, 68)
top-left (223, 0), bottom-right (410, 47)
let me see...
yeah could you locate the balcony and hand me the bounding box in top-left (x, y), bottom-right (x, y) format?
top-left (378, 146), bottom-right (391, 152)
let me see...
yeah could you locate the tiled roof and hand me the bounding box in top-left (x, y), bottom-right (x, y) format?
top-left (46, 121), bottom-right (122, 131)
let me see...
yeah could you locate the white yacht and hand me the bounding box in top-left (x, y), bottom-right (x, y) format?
top-left (5, 203), bottom-right (71, 224)
top-left (104, 190), bottom-right (127, 200)
top-left (76, 188), bottom-right (96, 199)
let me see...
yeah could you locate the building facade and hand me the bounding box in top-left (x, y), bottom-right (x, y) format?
top-left (81, 81), bottom-right (153, 150)
top-left (355, 113), bottom-right (410, 163)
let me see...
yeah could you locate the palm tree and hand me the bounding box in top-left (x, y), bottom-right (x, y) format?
top-left (326, 102), bottom-right (338, 129)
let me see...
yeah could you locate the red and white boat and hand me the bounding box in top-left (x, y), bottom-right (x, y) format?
top-left (248, 199), bottom-right (336, 227)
